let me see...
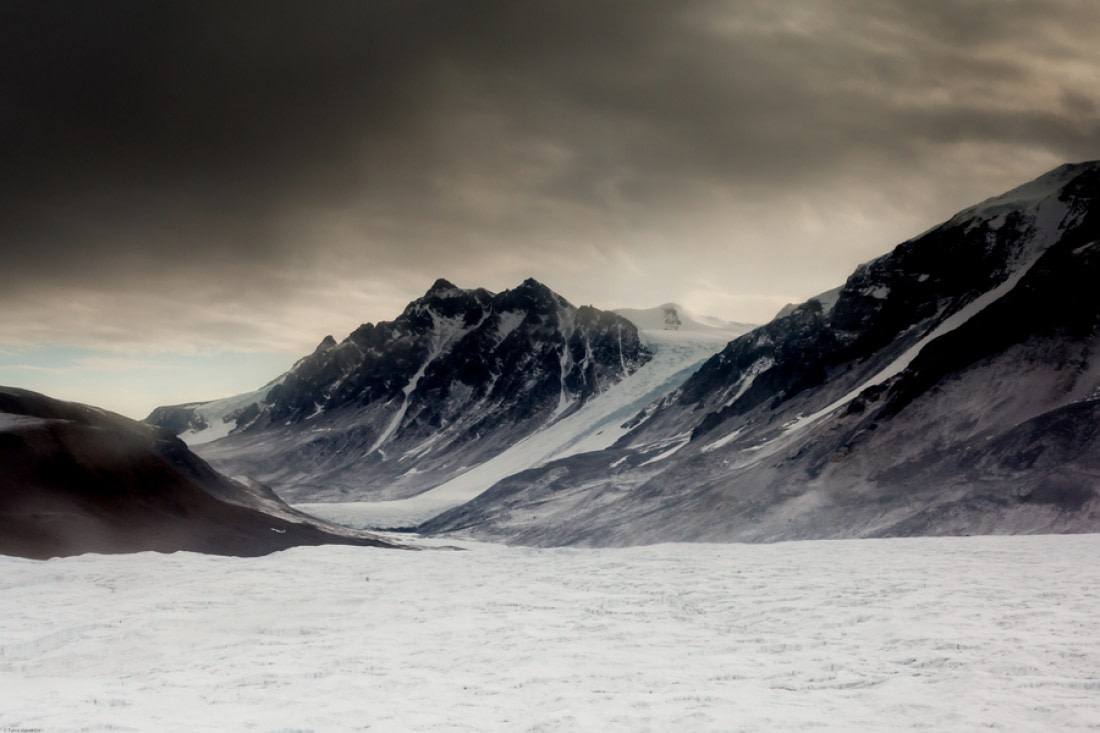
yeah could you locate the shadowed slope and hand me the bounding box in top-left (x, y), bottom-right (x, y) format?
top-left (0, 387), bottom-right (399, 559)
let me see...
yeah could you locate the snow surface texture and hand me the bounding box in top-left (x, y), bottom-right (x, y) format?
top-left (3, 535), bottom-right (1100, 731)
top-left (297, 309), bottom-right (750, 528)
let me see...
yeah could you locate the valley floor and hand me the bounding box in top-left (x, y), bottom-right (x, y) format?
top-left (2, 534), bottom-right (1099, 731)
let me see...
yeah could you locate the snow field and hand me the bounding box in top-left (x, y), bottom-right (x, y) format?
top-left (2, 534), bottom-right (1100, 732)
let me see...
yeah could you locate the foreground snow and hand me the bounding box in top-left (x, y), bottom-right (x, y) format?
top-left (3, 534), bottom-right (1100, 731)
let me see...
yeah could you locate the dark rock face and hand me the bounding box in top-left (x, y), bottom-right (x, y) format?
top-left (423, 161), bottom-right (1100, 545)
top-left (144, 403), bottom-right (209, 435)
top-left (255, 279), bottom-right (647, 430)
top-left (167, 278), bottom-right (651, 502)
top-left (0, 387), bottom-right (398, 559)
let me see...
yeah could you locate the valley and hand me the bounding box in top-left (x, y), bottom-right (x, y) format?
top-left (135, 161), bottom-right (1100, 545)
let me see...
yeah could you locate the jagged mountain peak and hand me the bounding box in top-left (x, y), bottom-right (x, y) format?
top-left (426, 277), bottom-right (461, 295)
top-left (397, 282), bottom-right (493, 325)
top-left (150, 278), bottom-right (652, 502)
top-left (503, 277), bottom-right (572, 311)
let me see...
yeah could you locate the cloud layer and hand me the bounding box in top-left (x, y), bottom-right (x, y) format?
top-left (2, 0), bottom-right (1098, 354)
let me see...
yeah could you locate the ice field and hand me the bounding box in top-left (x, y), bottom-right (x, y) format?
top-left (3, 534), bottom-right (1100, 731)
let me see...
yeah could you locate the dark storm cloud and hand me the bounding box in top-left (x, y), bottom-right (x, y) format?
top-left (1, 0), bottom-right (1098, 347)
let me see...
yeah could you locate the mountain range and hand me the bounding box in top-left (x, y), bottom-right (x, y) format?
top-left (150, 161), bottom-right (1100, 545)
top-left (421, 161), bottom-right (1100, 544)
top-left (5, 160), bottom-right (1098, 556)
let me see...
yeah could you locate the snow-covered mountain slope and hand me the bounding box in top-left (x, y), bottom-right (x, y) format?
top-left (0, 387), bottom-right (396, 558)
top-left (422, 160), bottom-right (1100, 545)
top-left (298, 318), bottom-right (753, 528)
top-left (150, 279), bottom-right (652, 503)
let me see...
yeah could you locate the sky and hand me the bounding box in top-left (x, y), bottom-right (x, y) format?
top-left (2, 0), bottom-right (1099, 418)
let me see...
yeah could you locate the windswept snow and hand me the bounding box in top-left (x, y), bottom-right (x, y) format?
top-left (953, 161), bottom-right (1081, 228)
top-left (3, 535), bottom-right (1099, 731)
top-left (638, 435), bottom-right (690, 465)
top-left (551, 308), bottom-right (577, 420)
top-left (494, 310), bottom-right (526, 344)
top-left (300, 323), bottom-right (750, 528)
top-left (949, 161), bottom-right (1085, 268)
top-left (702, 427), bottom-right (743, 453)
top-left (722, 356), bottom-right (774, 408)
top-left (0, 414), bottom-right (55, 431)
